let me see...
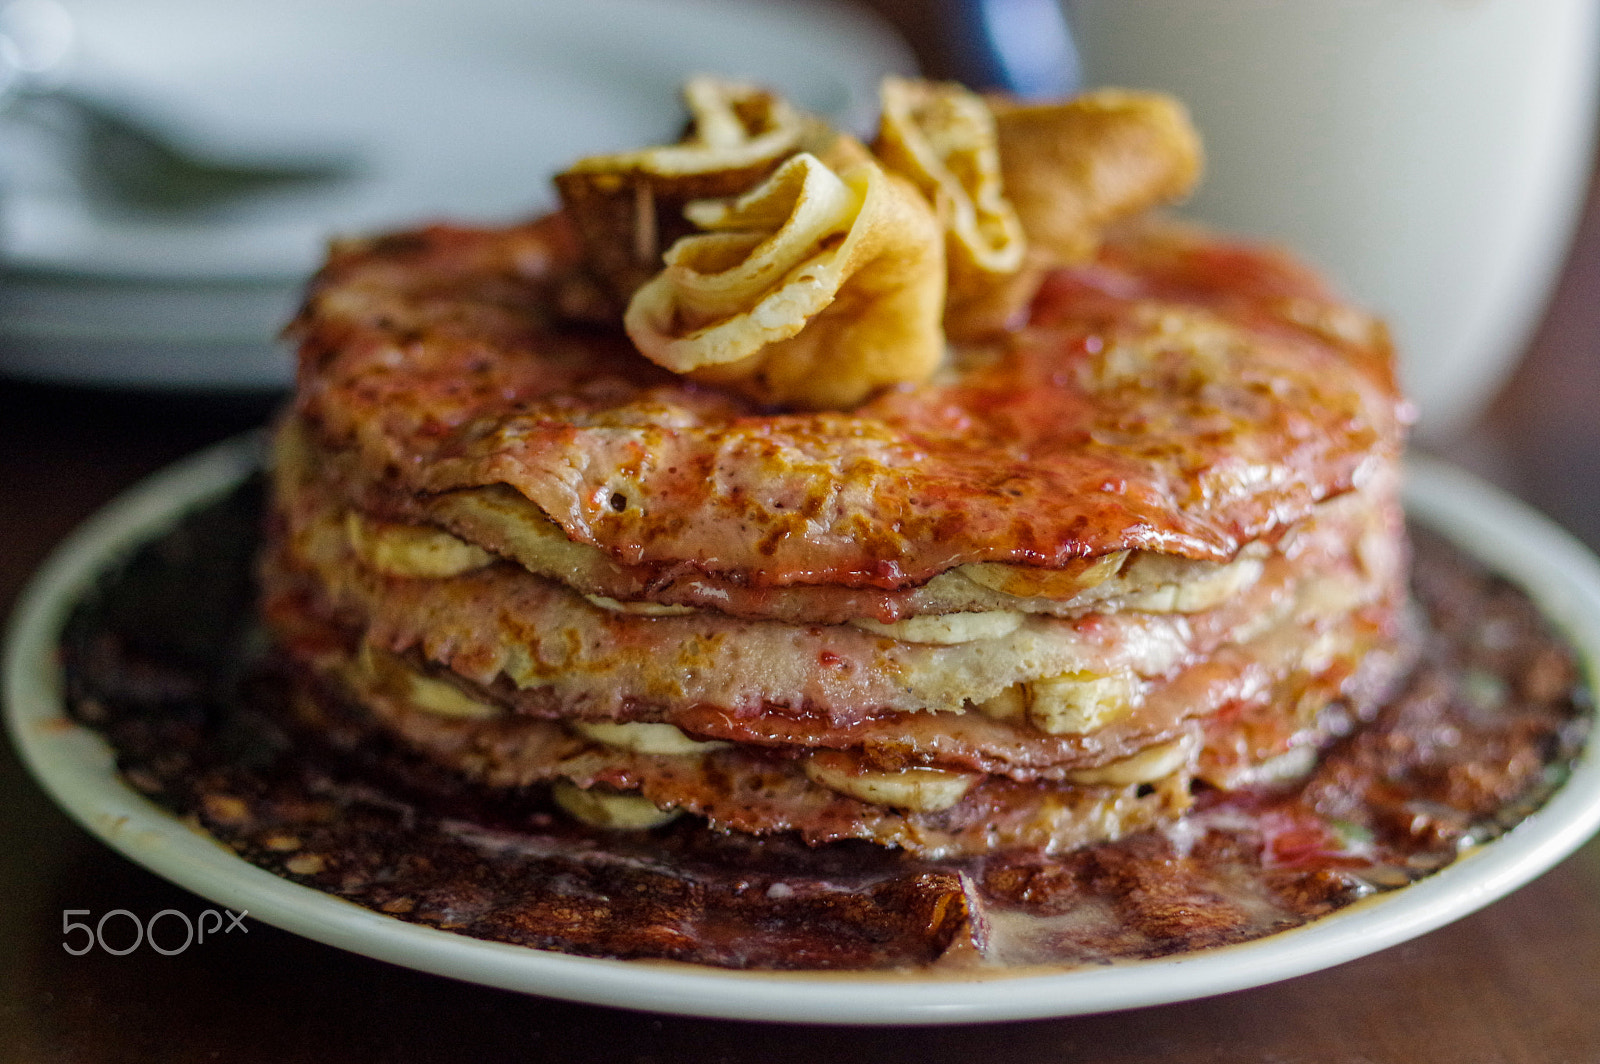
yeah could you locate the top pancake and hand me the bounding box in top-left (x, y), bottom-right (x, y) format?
top-left (287, 214), bottom-right (1407, 596)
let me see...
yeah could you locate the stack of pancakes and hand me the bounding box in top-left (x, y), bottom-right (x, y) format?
top-left (261, 84), bottom-right (1410, 860)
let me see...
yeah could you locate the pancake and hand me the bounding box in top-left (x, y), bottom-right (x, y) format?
top-left (264, 77), bottom-right (1411, 861)
top-left (286, 218), bottom-right (1401, 598)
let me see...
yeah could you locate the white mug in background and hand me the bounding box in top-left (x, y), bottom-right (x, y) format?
top-left (1063, 0), bottom-right (1600, 439)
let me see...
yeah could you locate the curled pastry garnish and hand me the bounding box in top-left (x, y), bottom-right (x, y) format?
top-left (991, 88), bottom-right (1202, 265)
top-left (553, 77), bottom-right (840, 305)
top-left (624, 150), bottom-right (945, 409)
top-left (873, 77), bottom-right (1026, 328)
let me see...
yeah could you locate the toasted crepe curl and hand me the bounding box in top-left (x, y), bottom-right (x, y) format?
top-left (935, 88), bottom-right (1201, 337)
top-left (993, 89), bottom-right (1202, 264)
top-left (553, 77), bottom-right (844, 307)
top-left (873, 77), bottom-right (1026, 329)
top-left (624, 150), bottom-right (946, 409)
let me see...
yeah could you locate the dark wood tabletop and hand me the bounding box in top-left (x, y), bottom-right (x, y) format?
top-left (4, 12), bottom-right (1600, 1062)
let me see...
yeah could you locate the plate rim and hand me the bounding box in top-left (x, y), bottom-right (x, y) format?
top-left (6, 438), bottom-right (1600, 1025)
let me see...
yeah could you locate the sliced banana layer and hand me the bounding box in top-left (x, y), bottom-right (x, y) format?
top-left (408, 476), bottom-right (1261, 621)
top-left (381, 475), bottom-right (1273, 623)
top-left (626, 151), bottom-right (946, 408)
top-left (1115, 549), bottom-right (1266, 613)
top-left (803, 751), bottom-right (977, 812)
top-left (1063, 732), bottom-right (1196, 786)
top-left (551, 780), bottom-right (682, 830)
top-left (570, 720), bottom-right (728, 756)
top-left (958, 550), bottom-right (1129, 599)
top-left (1027, 670), bottom-right (1139, 735)
top-left (972, 671), bottom-right (1142, 736)
top-left (975, 683), bottom-right (1028, 723)
top-left (353, 643), bottom-right (505, 721)
top-left (343, 512), bottom-right (492, 579)
top-left (850, 609), bottom-right (1023, 645)
top-left (583, 594), bottom-right (698, 617)
top-left (426, 484), bottom-right (625, 588)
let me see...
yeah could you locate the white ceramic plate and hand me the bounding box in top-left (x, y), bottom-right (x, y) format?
top-left (6, 440), bottom-right (1600, 1025)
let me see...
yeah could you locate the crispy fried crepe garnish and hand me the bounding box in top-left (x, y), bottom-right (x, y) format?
top-left (993, 88), bottom-right (1202, 264)
top-left (624, 150), bottom-right (946, 408)
top-left (938, 88), bottom-right (1205, 338)
top-left (873, 76), bottom-right (1026, 334)
top-left (559, 79), bottom-right (1201, 403)
top-left (553, 77), bottom-right (843, 307)
top-left (869, 81), bottom-right (1202, 339)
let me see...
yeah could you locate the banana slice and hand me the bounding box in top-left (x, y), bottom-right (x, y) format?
top-left (850, 609), bottom-right (1023, 645)
top-left (1064, 733), bottom-right (1197, 786)
top-left (803, 752), bottom-right (977, 812)
top-left (551, 780), bottom-right (681, 830)
top-left (625, 151), bottom-right (946, 408)
top-left (343, 512), bottom-right (493, 579)
top-left (958, 550), bottom-right (1129, 599)
top-left (974, 682), bottom-right (1028, 722)
top-left (1027, 670), bottom-right (1138, 735)
top-left (426, 484), bottom-right (621, 587)
top-left (352, 643), bottom-right (504, 721)
top-left (569, 720), bottom-right (728, 756)
top-left (1117, 553), bottom-right (1266, 613)
top-left (583, 595), bottom-right (698, 617)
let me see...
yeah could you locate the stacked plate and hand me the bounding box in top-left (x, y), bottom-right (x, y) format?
top-left (0, 0), bottom-right (912, 390)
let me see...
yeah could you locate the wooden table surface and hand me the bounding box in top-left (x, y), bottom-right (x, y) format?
top-left (4, 15), bottom-right (1600, 1064)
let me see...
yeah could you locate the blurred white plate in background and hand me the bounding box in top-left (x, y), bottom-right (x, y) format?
top-left (0, 0), bottom-right (913, 388)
